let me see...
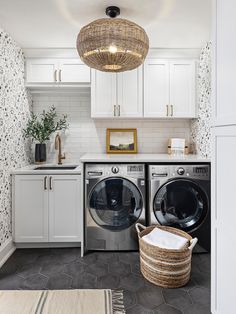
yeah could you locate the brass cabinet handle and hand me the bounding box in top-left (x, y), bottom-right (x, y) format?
top-left (49, 176), bottom-right (52, 190)
top-left (44, 176), bottom-right (47, 190)
top-left (171, 105), bottom-right (173, 116)
top-left (166, 105), bottom-right (169, 116)
top-left (54, 70), bottom-right (57, 82)
top-left (59, 69), bottom-right (62, 82)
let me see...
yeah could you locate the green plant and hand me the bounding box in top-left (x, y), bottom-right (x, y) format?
top-left (24, 106), bottom-right (69, 143)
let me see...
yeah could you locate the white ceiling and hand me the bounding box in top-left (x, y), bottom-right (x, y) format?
top-left (0, 0), bottom-right (211, 48)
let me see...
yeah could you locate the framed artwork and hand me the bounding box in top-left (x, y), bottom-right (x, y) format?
top-left (106, 128), bottom-right (137, 154)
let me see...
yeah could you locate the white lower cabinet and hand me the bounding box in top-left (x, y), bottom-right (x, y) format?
top-left (14, 175), bottom-right (49, 242)
top-left (13, 174), bottom-right (81, 243)
top-left (49, 175), bottom-right (81, 242)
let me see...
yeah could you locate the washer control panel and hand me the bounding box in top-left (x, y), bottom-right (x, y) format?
top-left (86, 164), bottom-right (145, 178)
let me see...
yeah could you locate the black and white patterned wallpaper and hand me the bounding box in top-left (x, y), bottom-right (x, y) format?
top-left (191, 42), bottom-right (212, 158)
top-left (0, 29), bottom-right (31, 249)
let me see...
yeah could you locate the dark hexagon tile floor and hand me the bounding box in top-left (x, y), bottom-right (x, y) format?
top-left (0, 248), bottom-right (210, 313)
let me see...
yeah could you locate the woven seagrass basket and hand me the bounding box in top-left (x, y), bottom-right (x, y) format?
top-left (136, 224), bottom-right (198, 288)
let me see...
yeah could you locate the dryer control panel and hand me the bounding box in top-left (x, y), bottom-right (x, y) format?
top-left (149, 164), bottom-right (210, 180)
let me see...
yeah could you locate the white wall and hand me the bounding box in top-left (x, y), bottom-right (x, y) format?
top-left (32, 92), bottom-right (191, 164)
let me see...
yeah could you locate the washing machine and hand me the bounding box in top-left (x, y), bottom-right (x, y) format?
top-left (85, 164), bottom-right (146, 251)
top-left (148, 164), bottom-right (210, 252)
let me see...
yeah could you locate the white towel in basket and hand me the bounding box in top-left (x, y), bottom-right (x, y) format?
top-left (142, 227), bottom-right (189, 250)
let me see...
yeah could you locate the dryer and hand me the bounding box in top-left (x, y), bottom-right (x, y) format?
top-left (85, 164), bottom-right (146, 251)
top-left (148, 164), bottom-right (210, 252)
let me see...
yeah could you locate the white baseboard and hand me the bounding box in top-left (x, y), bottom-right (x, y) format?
top-left (0, 238), bottom-right (16, 268)
top-left (15, 242), bottom-right (81, 249)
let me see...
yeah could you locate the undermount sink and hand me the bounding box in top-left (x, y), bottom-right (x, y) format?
top-left (34, 166), bottom-right (78, 170)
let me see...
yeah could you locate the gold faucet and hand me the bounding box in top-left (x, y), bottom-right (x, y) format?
top-left (55, 133), bottom-right (65, 165)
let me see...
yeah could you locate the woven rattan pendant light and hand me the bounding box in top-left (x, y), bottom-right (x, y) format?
top-left (77, 6), bottom-right (149, 72)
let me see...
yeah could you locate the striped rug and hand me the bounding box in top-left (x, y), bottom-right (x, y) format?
top-left (0, 289), bottom-right (125, 314)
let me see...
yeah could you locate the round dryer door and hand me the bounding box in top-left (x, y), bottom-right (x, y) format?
top-left (153, 179), bottom-right (209, 232)
top-left (89, 177), bottom-right (143, 231)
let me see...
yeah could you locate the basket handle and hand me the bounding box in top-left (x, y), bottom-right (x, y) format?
top-left (135, 223), bottom-right (146, 235)
top-left (188, 238), bottom-right (198, 251)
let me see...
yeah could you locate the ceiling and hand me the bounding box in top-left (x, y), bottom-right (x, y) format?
top-left (0, 0), bottom-right (211, 48)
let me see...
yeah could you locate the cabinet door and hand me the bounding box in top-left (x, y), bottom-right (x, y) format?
top-left (215, 0), bottom-right (236, 126)
top-left (144, 60), bottom-right (169, 117)
top-left (14, 175), bottom-right (48, 242)
top-left (59, 59), bottom-right (90, 83)
top-left (211, 1), bottom-right (236, 313)
top-left (212, 126), bottom-right (236, 314)
top-left (49, 175), bottom-right (81, 242)
top-left (169, 61), bottom-right (196, 118)
top-left (117, 67), bottom-right (143, 117)
top-left (26, 59), bottom-right (57, 83)
top-left (91, 70), bottom-right (117, 118)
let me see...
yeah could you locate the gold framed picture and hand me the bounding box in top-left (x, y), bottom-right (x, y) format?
top-left (106, 128), bottom-right (137, 154)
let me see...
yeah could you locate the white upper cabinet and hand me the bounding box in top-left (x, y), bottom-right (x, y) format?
top-left (144, 60), bottom-right (169, 117)
top-left (144, 59), bottom-right (196, 118)
top-left (91, 70), bottom-right (117, 118)
top-left (58, 59), bottom-right (90, 83)
top-left (169, 61), bottom-right (196, 118)
top-left (26, 59), bottom-right (57, 83)
top-left (91, 67), bottom-right (143, 118)
top-left (26, 58), bottom-right (90, 85)
top-left (117, 67), bottom-right (143, 117)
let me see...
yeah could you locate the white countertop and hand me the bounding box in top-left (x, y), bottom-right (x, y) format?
top-left (80, 153), bottom-right (210, 163)
top-left (12, 154), bottom-right (210, 174)
top-left (12, 163), bottom-right (81, 175)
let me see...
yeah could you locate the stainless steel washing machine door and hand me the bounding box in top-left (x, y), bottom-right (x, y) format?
top-left (88, 177), bottom-right (143, 231)
top-left (153, 179), bottom-right (209, 233)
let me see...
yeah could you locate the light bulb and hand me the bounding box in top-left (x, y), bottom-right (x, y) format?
top-left (108, 45), bottom-right (118, 54)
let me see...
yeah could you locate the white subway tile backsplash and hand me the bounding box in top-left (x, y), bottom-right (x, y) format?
top-left (32, 92), bottom-right (191, 164)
